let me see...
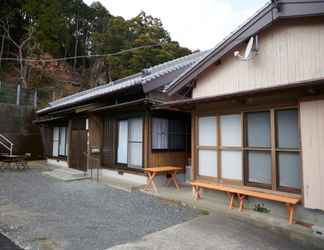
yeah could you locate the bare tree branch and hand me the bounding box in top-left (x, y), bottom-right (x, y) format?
top-left (0, 18), bottom-right (34, 87)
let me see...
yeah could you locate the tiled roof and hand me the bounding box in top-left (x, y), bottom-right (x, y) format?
top-left (37, 50), bottom-right (210, 114)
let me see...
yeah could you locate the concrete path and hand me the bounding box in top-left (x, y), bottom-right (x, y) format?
top-left (109, 213), bottom-right (317, 250)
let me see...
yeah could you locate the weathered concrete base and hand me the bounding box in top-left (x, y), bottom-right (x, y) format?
top-left (101, 169), bottom-right (147, 185)
top-left (141, 186), bottom-right (324, 249)
top-left (108, 213), bottom-right (320, 250)
top-left (47, 158), bottom-right (68, 168)
top-left (42, 167), bottom-right (90, 182)
top-left (100, 175), bottom-right (144, 192)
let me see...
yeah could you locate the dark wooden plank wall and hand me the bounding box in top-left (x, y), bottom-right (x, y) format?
top-left (69, 118), bottom-right (87, 171)
top-left (40, 126), bottom-right (53, 157)
top-left (101, 117), bottom-right (116, 168)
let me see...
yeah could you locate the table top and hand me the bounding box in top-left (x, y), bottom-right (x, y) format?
top-left (144, 166), bottom-right (183, 173)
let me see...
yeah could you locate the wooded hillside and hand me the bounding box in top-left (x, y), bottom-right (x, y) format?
top-left (0, 0), bottom-right (191, 97)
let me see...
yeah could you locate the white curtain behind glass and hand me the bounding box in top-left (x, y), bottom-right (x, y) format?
top-left (59, 127), bottom-right (66, 156)
top-left (128, 118), bottom-right (143, 168)
top-left (152, 118), bottom-right (168, 149)
top-left (117, 120), bottom-right (128, 164)
top-left (52, 127), bottom-right (59, 157)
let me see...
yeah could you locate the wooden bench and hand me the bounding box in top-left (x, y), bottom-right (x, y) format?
top-left (0, 154), bottom-right (29, 171)
top-left (191, 180), bottom-right (301, 224)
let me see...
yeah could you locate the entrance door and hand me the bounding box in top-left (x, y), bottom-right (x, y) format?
top-left (70, 130), bottom-right (87, 171)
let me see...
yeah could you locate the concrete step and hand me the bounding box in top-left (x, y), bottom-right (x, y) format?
top-left (42, 169), bottom-right (90, 182)
top-left (53, 167), bottom-right (86, 178)
top-left (100, 176), bottom-right (144, 192)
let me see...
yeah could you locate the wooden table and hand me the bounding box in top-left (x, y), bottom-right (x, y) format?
top-left (0, 154), bottom-right (28, 171)
top-left (144, 166), bottom-right (183, 193)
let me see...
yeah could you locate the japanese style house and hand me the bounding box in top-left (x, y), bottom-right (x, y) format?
top-left (162, 0), bottom-right (324, 216)
top-left (36, 50), bottom-right (209, 183)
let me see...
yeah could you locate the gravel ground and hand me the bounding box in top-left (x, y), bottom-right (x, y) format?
top-left (0, 168), bottom-right (199, 250)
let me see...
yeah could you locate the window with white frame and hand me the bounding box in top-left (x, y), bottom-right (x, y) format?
top-left (52, 126), bottom-right (67, 157)
top-left (152, 118), bottom-right (186, 150)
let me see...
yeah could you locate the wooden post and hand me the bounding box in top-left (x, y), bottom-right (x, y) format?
top-left (16, 84), bottom-right (21, 105)
top-left (191, 111), bottom-right (197, 181)
top-left (33, 88), bottom-right (38, 109)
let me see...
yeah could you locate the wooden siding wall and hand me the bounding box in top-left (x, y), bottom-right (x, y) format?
top-left (300, 100), bottom-right (324, 211)
top-left (40, 126), bottom-right (53, 157)
top-left (89, 114), bottom-right (103, 151)
top-left (147, 115), bottom-right (188, 169)
top-left (89, 114), bottom-right (103, 167)
top-left (193, 18), bottom-right (324, 99)
top-left (101, 117), bottom-right (116, 168)
top-left (69, 118), bottom-right (87, 171)
top-left (148, 151), bottom-right (187, 168)
top-left (99, 112), bottom-right (189, 170)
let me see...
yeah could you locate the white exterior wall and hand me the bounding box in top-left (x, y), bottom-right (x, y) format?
top-left (193, 18), bottom-right (324, 98)
top-left (300, 100), bottom-right (324, 211)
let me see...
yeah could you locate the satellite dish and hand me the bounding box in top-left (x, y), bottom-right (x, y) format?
top-left (244, 37), bottom-right (254, 59)
top-left (234, 36), bottom-right (258, 61)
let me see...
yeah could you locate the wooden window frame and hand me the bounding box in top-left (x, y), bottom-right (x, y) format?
top-left (116, 117), bottom-right (144, 169)
top-left (53, 126), bottom-right (68, 158)
top-left (196, 114), bottom-right (243, 185)
top-left (274, 109), bottom-right (301, 193)
top-left (195, 106), bottom-right (301, 194)
top-left (243, 108), bottom-right (301, 193)
top-left (151, 117), bottom-right (187, 151)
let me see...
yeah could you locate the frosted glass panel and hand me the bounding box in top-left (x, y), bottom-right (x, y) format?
top-left (198, 150), bottom-right (217, 177)
top-left (278, 152), bottom-right (301, 189)
top-left (52, 127), bottom-right (59, 157)
top-left (128, 118), bottom-right (143, 142)
top-left (221, 151), bottom-right (242, 180)
top-left (117, 120), bottom-right (128, 164)
top-left (276, 110), bottom-right (299, 149)
top-left (152, 118), bottom-right (168, 149)
top-left (59, 127), bottom-right (66, 156)
top-left (198, 116), bottom-right (217, 146)
top-left (247, 112), bottom-right (271, 147)
top-left (128, 143), bottom-right (143, 168)
top-left (220, 114), bottom-right (241, 146)
top-left (248, 151), bottom-right (272, 184)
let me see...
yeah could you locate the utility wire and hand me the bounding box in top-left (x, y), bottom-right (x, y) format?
top-left (0, 43), bottom-right (162, 62)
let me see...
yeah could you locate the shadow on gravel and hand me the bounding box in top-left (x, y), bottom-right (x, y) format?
top-left (0, 233), bottom-right (23, 250)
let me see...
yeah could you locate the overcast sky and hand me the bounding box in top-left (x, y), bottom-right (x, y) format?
top-left (84, 0), bottom-right (268, 51)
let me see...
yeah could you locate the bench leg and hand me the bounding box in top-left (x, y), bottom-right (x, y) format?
top-left (286, 204), bottom-right (295, 224)
top-left (237, 194), bottom-right (246, 212)
top-left (227, 192), bottom-right (234, 209)
top-left (144, 172), bottom-right (158, 193)
top-left (192, 186), bottom-right (201, 200)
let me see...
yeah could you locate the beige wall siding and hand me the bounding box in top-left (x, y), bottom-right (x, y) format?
top-left (193, 18), bottom-right (324, 98)
top-left (300, 100), bottom-right (324, 211)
